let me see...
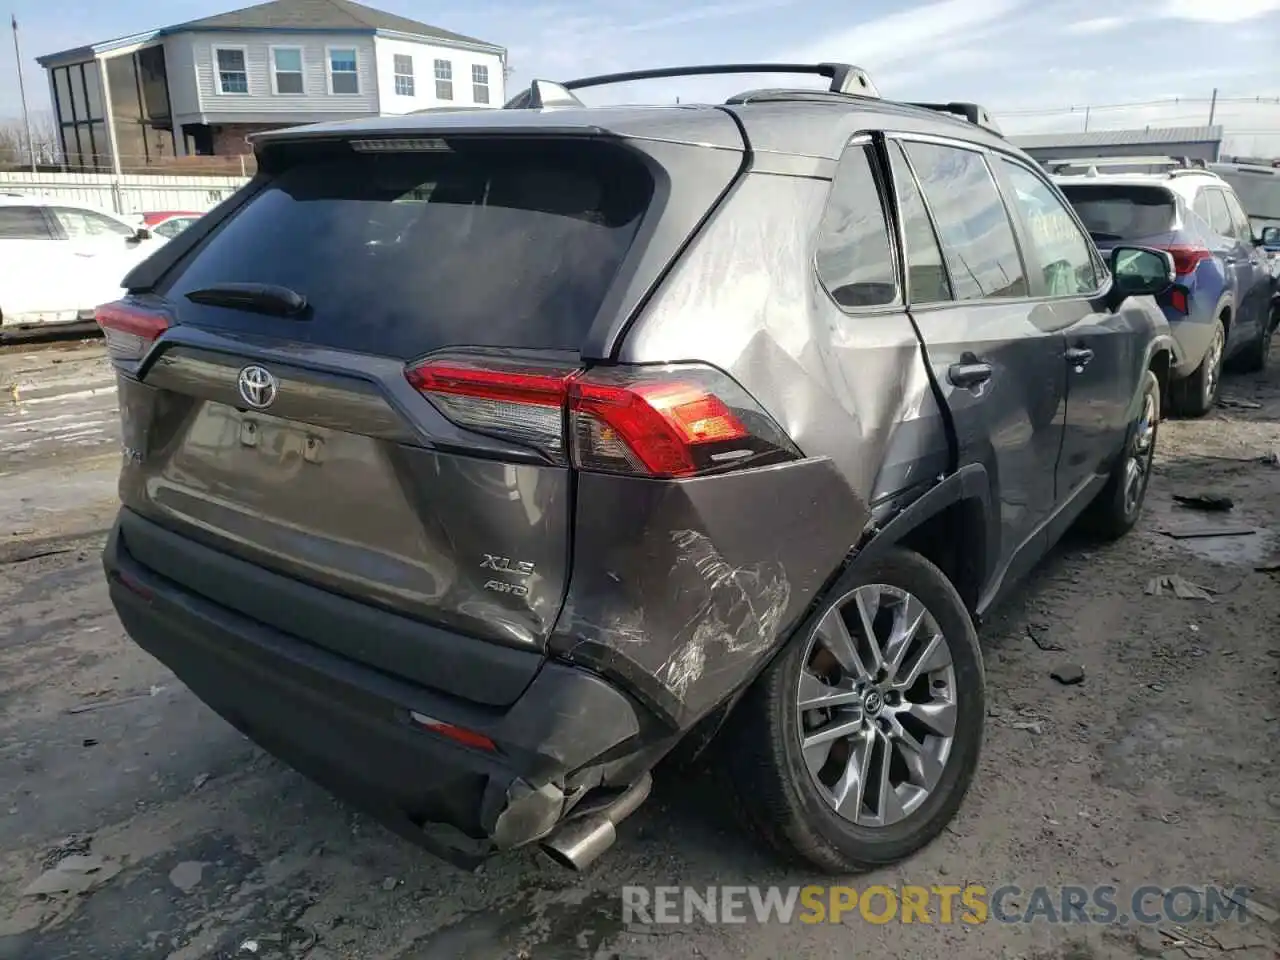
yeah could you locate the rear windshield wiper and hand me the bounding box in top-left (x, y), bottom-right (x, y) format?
top-left (184, 283), bottom-right (308, 318)
top-left (1088, 231), bottom-right (1123, 241)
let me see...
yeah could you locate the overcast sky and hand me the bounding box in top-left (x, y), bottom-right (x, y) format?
top-left (2, 0), bottom-right (1278, 154)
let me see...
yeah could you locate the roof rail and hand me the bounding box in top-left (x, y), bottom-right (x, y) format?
top-left (1044, 155), bottom-right (1212, 174)
top-left (505, 62), bottom-right (878, 109)
top-left (907, 101), bottom-right (1002, 137)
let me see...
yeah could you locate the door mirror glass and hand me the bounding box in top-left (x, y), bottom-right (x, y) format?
top-left (1261, 226), bottom-right (1280, 247)
top-left (1110, 246), bottom-right (1176, 298)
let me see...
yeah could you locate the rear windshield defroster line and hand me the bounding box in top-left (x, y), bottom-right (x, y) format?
top-left (160, 139), bottom-right (655, 358)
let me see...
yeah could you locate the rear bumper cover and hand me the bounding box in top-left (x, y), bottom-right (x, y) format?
top-left (104, 510), bottom-right (648, 868)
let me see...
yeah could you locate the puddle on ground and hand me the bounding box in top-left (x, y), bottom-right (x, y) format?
top-left (1146, 498), bottom-right (1275, 566)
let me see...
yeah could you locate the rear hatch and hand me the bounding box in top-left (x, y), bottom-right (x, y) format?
top-left (1056, 181), bottom-right (1181, 256)
top-left (104, 128), bottom-right (745, 690)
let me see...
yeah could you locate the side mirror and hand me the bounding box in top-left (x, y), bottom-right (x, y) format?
top-left (131, 227), bottom-right (151, 242)
top-left (1110, 245), bottom-right (1176, 304)
top-left (1260, 226), bottom-right (1280, 248)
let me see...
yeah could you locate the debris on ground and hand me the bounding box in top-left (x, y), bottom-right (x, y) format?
top-left (1025, 622), bottom-right (1065, 652)
top-left (1172, 493), bottom-right (1235, 512)
top-left (1160, 525), bottom-right (1257, 540)
top-left (1144, 575), bottom-right (1216, 601)
top-left (169, 860), bottom-right (207, 894)
top-left (40, 833), bottom-right (93, 870)
top-left (192, 773), bottom-right (210, 790)
top-left (1050, 664), bottom-right (1085, 686)
top-left (1010, 720), bottom-right (1043, 734)
top-left (381, 876), bottom-right (398, 892)
top-left (22, 854), bottom-right (121, 897)
top-left (1218, 396), bottom-right (1263, 409)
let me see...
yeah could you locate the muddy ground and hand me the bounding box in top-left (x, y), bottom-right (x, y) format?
top-left (1, 338), bottom-right (1277, 960)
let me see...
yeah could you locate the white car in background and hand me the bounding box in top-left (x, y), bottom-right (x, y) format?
top-left (0, 196), bottom-right (167, 338)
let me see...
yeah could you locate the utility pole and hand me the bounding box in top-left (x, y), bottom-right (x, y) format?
top-left (1083, 106), bottom-right (1090, 132)
top-left (10, 14), bottom-right (37, 172)
top-left (1208, 87), bottom-right (1218, 126)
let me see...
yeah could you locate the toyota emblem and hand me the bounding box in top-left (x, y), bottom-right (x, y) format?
top-left (237, 365), bottom-right (277, 409)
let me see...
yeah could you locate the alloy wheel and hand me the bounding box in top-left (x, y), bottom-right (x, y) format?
top-left (797, 584), bottom-right (956, 828)
top-left (1204, 324), bottom-right (1225, 405)
top-left (1123, 388), bottom-right (1158, 517)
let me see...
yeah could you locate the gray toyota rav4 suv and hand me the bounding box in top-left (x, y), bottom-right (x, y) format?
top-left (98, 63), bottom-right (1178, 874)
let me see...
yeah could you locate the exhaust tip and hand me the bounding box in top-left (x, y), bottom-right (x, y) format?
top-left (539, 772), bottom-right (652, 872)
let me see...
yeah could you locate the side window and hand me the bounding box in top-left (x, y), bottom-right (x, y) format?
top-left (887, 141), bottom-right (952, 304)
top-left (997, 159), bottom-right (1099, 296)
top-left (815, 144), bottom-right (898, 308)
top-left (54, 208), bottom-right (135, 239)
top-left (1192, 189), bottom-right (1213, 226)
top-left (1205, 190), bottom-right (1235, 238)
top-left (904, 142), bottom-right (1028, 300)
top-left (1221, 191), bottom-right (1252, 242)
top-left (0, 207), bottom-right (53, 239)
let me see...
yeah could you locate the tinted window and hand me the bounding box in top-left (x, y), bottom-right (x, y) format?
top-left (1058, 184), bottom-right (1176, 241)
top-left (888, 142), bottom-right (951, 304)
top-left (54, 208), bottom-right (135, 238)
top-left (162, 142), bottom-right (653, 357)
top-left (815, 145), bottom-right (897, 308)
top-left (0, 206), bottom-right (52, 239)
top-left (905, 143), bottom-right (1027, 300)
top-left (1192, 189), bottom-right (1213, 226)
top-left (998, 160), bottom-right (1098, 296)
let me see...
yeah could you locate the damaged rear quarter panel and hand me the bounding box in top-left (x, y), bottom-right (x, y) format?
top-left (550, 460), bottom-right (864, 727)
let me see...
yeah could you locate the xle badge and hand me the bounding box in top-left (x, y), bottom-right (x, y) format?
top-left (481, 554), bottom-right (535, 598)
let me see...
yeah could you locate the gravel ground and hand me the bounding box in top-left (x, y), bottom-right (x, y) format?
top-left (1, 338), bottom-right (1277, 960)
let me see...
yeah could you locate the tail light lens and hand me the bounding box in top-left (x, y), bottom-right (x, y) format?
top-left (96, 300), bottom-right (170, 367)
top-left (1158, 245), bottom-right (1213, 276)
top-left (1165, 286), bottom-right (1190, 315)
top-left (406, 356), bottom-right (801, 478)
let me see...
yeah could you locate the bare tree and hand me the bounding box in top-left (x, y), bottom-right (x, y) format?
top-left (0, 111), bottom-right (61, 167)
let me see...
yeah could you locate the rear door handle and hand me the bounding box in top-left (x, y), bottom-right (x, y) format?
top-left (948, 360), bottom-right (993, 389)
top-left (1065, 347), bottom-right (1094, 368)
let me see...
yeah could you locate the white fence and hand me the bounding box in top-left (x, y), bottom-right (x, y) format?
top-left (0, 171), bottom-right (250, 216)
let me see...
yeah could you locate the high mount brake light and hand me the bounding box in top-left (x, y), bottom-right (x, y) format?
top-left (405, 357), bottom-right (800, 478)
top-left (96, 301), bottom-right (170, 365)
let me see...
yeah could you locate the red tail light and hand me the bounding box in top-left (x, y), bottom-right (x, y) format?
top-left (406, 356), bottom-right (800, 478)
top-left (96, 300), bottom-right (170, 365)
top-left (1167, 287), bottom-right (1190, 315)
top-left (409, 711), bottom-right (496, 752)
top-left (1158, 245), bottom-right (1213, 276)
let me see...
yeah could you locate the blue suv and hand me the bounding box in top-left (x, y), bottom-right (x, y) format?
top-left (1053, 159), bottom-right (1276, 416)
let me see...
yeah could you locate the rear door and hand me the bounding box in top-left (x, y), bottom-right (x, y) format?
top-left (888, 137), bottom-right (1066, 596)
top-left (1220, 188), bottom-right (1271, 342)
top-left (1200, 188), bottom-right (1252, 347)
top-left (116, 135), bottom-right (718, 668)
top-left (0, 205), bottom-right (82, 324)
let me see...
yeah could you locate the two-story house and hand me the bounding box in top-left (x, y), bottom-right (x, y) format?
top-left (35, 0), bottom-right (507, 174)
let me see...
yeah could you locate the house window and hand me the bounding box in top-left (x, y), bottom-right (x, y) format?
top-left (434, 59), bottom-right (453, 100)
top-left (393, 54), bottom-right (414, 96)
top-left (472, 64), bottom-right (490, 104)
top-left (328, 48), bottom-right (359, 94)
top-left (215, 47), bottom-right (249, 94)
top-left (272, 47), bottom-right (304, 95)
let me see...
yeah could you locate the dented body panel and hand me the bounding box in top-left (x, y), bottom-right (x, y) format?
top-left (551, 460), bottom-right (863, 727)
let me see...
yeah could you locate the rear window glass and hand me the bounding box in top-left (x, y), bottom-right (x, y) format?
top-left (1057, 184), bottom-right (1176, 241)
top-left (161, 141), bottom-right (653, 357)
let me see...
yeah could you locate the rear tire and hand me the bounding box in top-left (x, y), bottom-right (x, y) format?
top-left (1080, 369), bottom-right (1159, 541)
top-left (1237, 308), bottom-right (1276, 373)
top-left (721, 548), bottom-right (984, 873)
top-left (1169, 317), bottom-right (1225, 417)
